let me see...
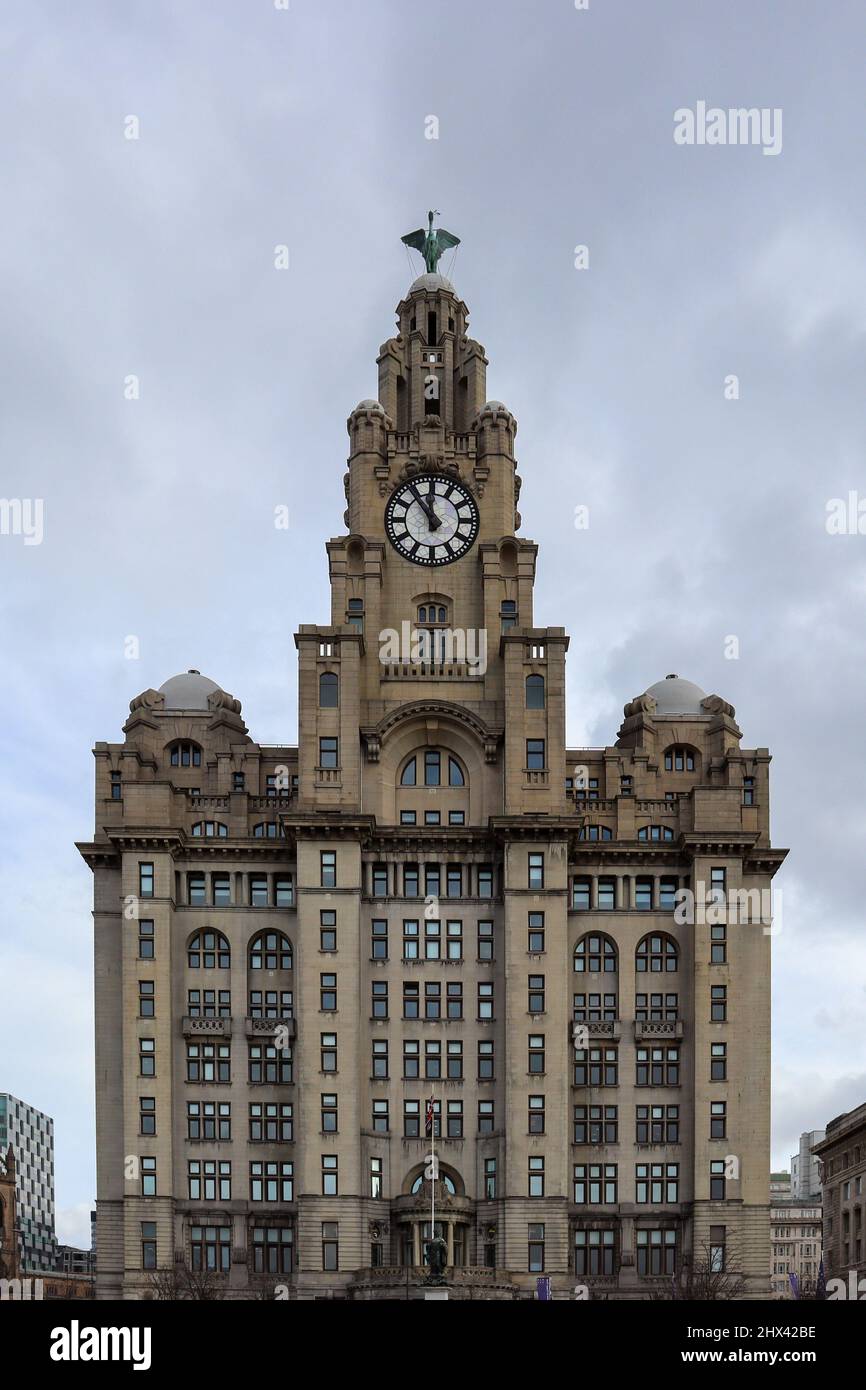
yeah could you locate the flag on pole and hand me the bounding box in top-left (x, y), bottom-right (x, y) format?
top-left (816, 1259), bottom-right (826, 1300)
top-left (425, 1096), bottom-right (435, 1136)
top-left (788, 1271), bottom-right (800, 1299)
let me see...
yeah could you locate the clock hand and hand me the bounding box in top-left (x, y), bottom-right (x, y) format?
top-left (409, 484), bottom-right (441, 530)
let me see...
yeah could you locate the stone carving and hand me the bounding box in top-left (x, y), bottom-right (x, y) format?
top-left (623, 693), bottom-right (657, 719)
top-left (208, 690), bottom-right (242, 715)
top-left (701, 694), bottom-right (736, 718)
top-left (129, 688), bottom-right (164, 713)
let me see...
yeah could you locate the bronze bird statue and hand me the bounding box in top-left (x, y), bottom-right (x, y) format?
top-left (401, 210), bottom-right (460, 275)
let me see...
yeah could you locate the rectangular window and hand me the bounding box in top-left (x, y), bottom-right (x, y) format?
top-left (528, 853), bottom-right (544, 889)
top-left (710, 923), bottom-right (727, 964)
top-left (321, 1155), bottom-right (338, 1196)
top-left (403, 1039), bottom-right (420, 1079)
top-left (404, 863), bottom-right (420, 897)
top-left (710, 1226), bottom-right (726, 1272)
top-left (212, 874), bottom-right (231, 906)
top-left (635, 878), bottom-right (653, 910)
top-left (425, 863), bottom-right (440, 898)
top-left (321, 1093), bottom-right (338, 1134)
top-left (447, 1039), bottom-right (463, 1080)
top-left (320, 973), bottom-right (337, 1012)
top-left (478, 1100), bottom-right (495, 1135)
top-left (403, 981), bottom-right (420, 1018)
top-left (425, 981), bottom-right (441, 1019)
top-left (139, 862), bottom-right (154, 898)
top-left (477, 919), bottom-right (494, 960)
top-left (139, 1037), bottom-right (155, 1077)
top-left (447, 1100), bottom-right (463, 1138)
top-left (371, 863), bottom-right (388, 896)
top-left (477, 981), bottom-right (493, 1020)
top-left (371, 980), bottom-right (388, 1019)
top-left (528, 1034), bottom-right (545, 1074)
top-left (528, 1224), bottom-right (545, 1272)
top-left (320, 852), bottom-right (336, 888)
top-left (372, 1039), bottom-right (388, 1079)
top-left (425, 1040), bottom-right (441, 1080)
top-left (529, 1156), bottom-right (545, 1197)
top-left (528, 1095), bottom-right (545, 1135)
top-left (637, 1229), bottom-right (676, 1276)
top-left (636, 1163), bottom-right (679, 1204)
top-left (446, 920), bottom-right (463, 961)
top-left (526, 739), bottom-right (546, 771)
top-left (635, 1104), bottom-right (679, 1144)
top-left (574, 1047), bottom-right (619, 1087)
top-left (400, 810), bottom-right (417, 825)
top-left (711, 1042), bottom-right (727, 1081)
top-left (370, 1156), bottom-right (383, 1198)
top-left (710, 1101), bottom-right (727, 1139)
top-left (448, 810), bottom-right (465, 826)
top-left (138, 919), bottom-right (154, 959)
top-left (248, 1102), bottom-right (292, 1142)
top-left (320, 1033), bottom-right (337, 1073)
top-left (711, 984), bottom-right (727, 1021)
top-left (141, 1221), bottom-right (157, 1271)
top-left (743, 777), bottom-right (755, 806)
top-left (528, 911), bottom-right (545, 952)
top-left (710, 1160), bottom-right (726, 1200)
top-left (250, 1161), bottom-right (293, 1202)
top-left (404, 1100), bottom-right (420, 1138)
top-left (478, 1039), bottom-right (494, 1080)
top-left (484, 1157), bottom-right (497, 1199)
top-left (659, 878), bottom-right (678, 910)
top-left (574, 1104), bottom-right (618, 1144)
top-left (597, 878), bottom-right (615, 910)
top-left (574, 1164), bottom-right (618, 1204)
top-left (424, 919), bottom-right (441, 960)
top-left (249, 1043), bottom-right (293, 1084)
top-left (402, 919), bottom-right (419, 959)
top-left (275, 876), bottom-right (293, 908)
top-left (446, 981), bottom-right (463, 1019)
top-left (320, 909), bottom-right (337, 952)
top-left (138, 980), bottom-right (155, 1018)
top-left (139, 1097), bottom-right (156, 1136)
top-left (572, 878), bottom-right (591, 910)
top-left (446, 865), bottom-right (462, 897)
top-left (319, 737), bottom-right (338, 768)
top-left (188, 873), bottom-right (206, 905)
top-left (371, 918), bottom-right (388, 959)
top-left (636, 1046), bottom-right (679, 1086)
top-left (250, 875), bottom-right (269, 907)
top-left (322, 1222), bottom-right (339, 1271)
top-left (477, 866), bottom-right (494, 898)
top-left (528, 974), bottom-right (545, 1014)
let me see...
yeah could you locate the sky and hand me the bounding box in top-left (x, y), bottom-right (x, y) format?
top-left (1, 0), bottom-right (864, 1246)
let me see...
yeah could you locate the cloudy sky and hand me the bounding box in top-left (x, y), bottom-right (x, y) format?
top-left (1, 0), bottom-right (864, 1245)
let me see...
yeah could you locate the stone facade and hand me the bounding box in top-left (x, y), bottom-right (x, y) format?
top-left (769, 1195), bottom-right (822, 1298)
top-left (813, 1103), bottom-right (866, 1288)
top-left (78, 266), bottom-right (785, 1300)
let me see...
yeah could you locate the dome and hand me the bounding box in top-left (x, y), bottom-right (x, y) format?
top-left (352, 399), bottom-right (385, 414)
top-left (409, 272), bottom-right (455, 294)
top-left (644, 674), bottom-right (709, 717)
top-left (477, 400), bottom-right (509, 415)
top-left (158, 670), bottom-right (222, 711)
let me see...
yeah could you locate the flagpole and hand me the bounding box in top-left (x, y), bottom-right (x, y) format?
top-left (430, 1093), bottom-right (436, 1244)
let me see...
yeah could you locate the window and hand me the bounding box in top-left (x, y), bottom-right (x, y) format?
top-left (138, 919), bottom-right (154, 959)
top-left (574, 934), bottom-right (617, 973)
top-left (529, 1156), bottom-right (545, 1197)
top-left (191, 1225), bottom-right (231, 1273)
top-left (447, 1039), bottom-right (463, 1079)
top-left (139, 1037), bottom-right (155, 1077)
top-left (528, 1034), bottom-right (545, 1074)
top-left (424, 920), bottom-right (441, 961)
top-left (248, 1161), bottom-right (293, 1202)
top-left (371, 864), bottom-right (388, 896)
top-left (477, 981), bottom-right (493, 1020)
top-left (501, 600), bottom-right (518, 632)
top-left (710, 1160), bottom-right (727, 1200)
top-left (575, 1229), bottom-right (616, 1276)
top-left (320, 1033), bottom-right (337, 1073)
top-left (636, 1104), bottom-right (679, 1144)
top-left (404, 1100), bottom-right (421, 1138)
top-left (232, 771), bottom-right (245, 791)
top-left (709, 1226), bottom-right (726, 1273)
top-left (478, 1040), bottom-right (494, 1080)
top-left (249, 875), bottom-right (268, 907)
top-left (710, 923), bottom-right (727, 964)
top-left (401, 809), bottom-right (417, 825)
top-left (371, 918), bottom-right (388, 959)
top-left (370, 1156), bottom-right (383, 1199)
top-left (192, 821), bottom-right (228, 837)
top-left (574, 1104), bottom-right (618, 1144)
top-left (664, 746), bottom-right (695, 772)
top-left (141, 1222), bottom-right (157, 1271)
top-left (635, 877), bottom-right (654, 910)
top-left (710, 1101), bottom-right (727, 1139)
top-left (402, 919), bottom-right (419, 960)
top-left (636, 934), bottom-right (678, 973)
top-left (659, 878), bottom-right (678, 910)
top-left (139, 862), bottom-right (154, 898)
top-left (319, 737), bottom-right (338, 769)
top-left (188, 929), bottom-right (230, 969)
top-left (404, 863), bottom-right (420, 897)
top-left (446, 982), bottom-right (463, 1019)
top-left (574, 1047), bottom-right (618, 1087)
top-left (139, 1097), bottom-right (156, 1136)
top-left (477, 919), bottom-right (494, 960)
top-left (249, 1102), bottom-right (292, 1142)
top-left (484, 1158), bottom-right (497, 1198)
top-left (578, 824), bottom-right (613, 841)
top-left (138, 980), bottom-right (155, 1018)
top-left (372, 1039), bottom-right (388, 1079)
top-left (213, 874), bottom-right (231, 906)
top-left (637, 1229), bottom-right (676, 1276)
top-left (574, 1164), bottom-right (617, 1204)
top-left (526, 674), bottom-right (545, 709)
top-left (367, 1098), bottom-right (389, 1136)
top-left (478, 1100), bottom-right (495, 1134)
top-left (573, 992), bottom-right (617, 1022)
top-left (138, 1156), bottom-right (156, 1197)
top-left (636, 1163), bottom-right (679, 1203)
top-left (425, 863), bottom-right (440, 898)
top-left (321, 1155), bottom-right (338, 1196)
top-left (711, 985), bottom-right (727, 1021)
top-left (711, 1042), bottom-right (727, 1081)
top-left (528, 1224), bottom-right (545, 1272)
top-left (637, 825), bottom-right (674, 841)
top-left (319, 671), bottom-right (338, 707)
top-left (446, 920), bottom-right (463, 960)
top-left (249, 932), bottom-right (292, 970)
top-left (635, 992), bottom-right (678, 1022)
top-left (528, 853), bottom-right (544, 889)
top-left (572, 878), bottom-right (591, 910)
top-left (371, 980), bottom-right (388, 1019)
top-left (322, 1223), bottom-right (339, 1271)
top-left (425, 751), bottom-right (440, 786)
top-left (400, 757), bottom-right (417, 786)
top-left (477, 865), bottom-right (494, 898)
top-left (320, 972), bottom-right (337, 1012)
top-left (529, 1095), bottom-right (545, 1135)
top-left (526, 739), bottom-right (546, 771)
top-left (743, 776), bottom-right (755, 806)
top-left (403, 1040), bottom-right (420, 1079)
top-left (597, 878), bottom-right (615, 909)
top-left (425, 981), bottom-right (441, 1019)
top-left (321, 852), bottom-right (336, 888)
top-left (620, 775), bottom-right (633, 797)
top-left (253, 821), bottom-right (283, 839)
top-left (190, 988), bottom-right (232, 1018)
top-left (636, 1046), bottom-right (679, 1086)
top-left (252, 1226), bottom-right (293, 1275)
top-left (447, 1101), bottom-right (463, 1138)
top-left (528, 974), bottom-right (545, 1013)
top-left (448, 810), bottom-right (465, 826)
top-left (403, 981), bottom-right (419, 1018)
top-left (321, 1093), bottom-right (338, 1133)
top-left (169, 741), bottom-right (202, 767)
top-left (528, 911), bottom-right (545, 952)
top-left (188, 1159), bottom-right (231, 1202)
top-left (248, 1043), bottom-right (293, 1084)
top-left (446, 864), bottom-right (462, 898)
top-left (186, 1041), bottom-right (231, 1083)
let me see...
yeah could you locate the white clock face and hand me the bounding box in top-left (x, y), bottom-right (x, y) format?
top-left (385, 475), bottom-right (479, 566)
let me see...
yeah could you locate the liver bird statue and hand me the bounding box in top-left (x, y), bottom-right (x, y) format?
top-left (401, 210), bottom-right (460, 275)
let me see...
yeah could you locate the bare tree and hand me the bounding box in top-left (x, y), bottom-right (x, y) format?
top-left (144, 1261), bottom-right (226, 1301)
top-left (650, 1241), bottom-right (748, 1301)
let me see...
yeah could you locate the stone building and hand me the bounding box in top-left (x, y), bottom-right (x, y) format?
top-left (78, 261), bottom-right (786, 1299)
top-left (813, 1103), bottom-right (866, 1287)
top-left (769, 1193), bottom-right (822, 1298)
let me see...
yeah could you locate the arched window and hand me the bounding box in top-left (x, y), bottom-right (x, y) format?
top-left (169, 741), bottom-right (201, 768)
top-left (418, 604), bottom-right (448, 624)
top-left (188, 930), bottom-right (230, 969)
top-left (636, 934), bottom-right (679, 973)
top-left (249, 931), bottom-right (293, 971)
top-left (526, 674), bottom-right (545, 709)
top-left (637, 825), bottom-right (674, 841)
top-left (574, 934), bottom-right (618, 973)
top-left (578, 824), bottom-right (613, 841)
top-left (253, 822), bottom-right (283, 838)
top-left (664, 746), bottom-right (696, 773)
top-left (411, 1172), bottom-right (456, 1196)
top-left (191, 821), bottom-right (228, 838)
top-left (319, 672), bottom-right (338, 707)
top-left (400, 751), bottom-right (466, 788)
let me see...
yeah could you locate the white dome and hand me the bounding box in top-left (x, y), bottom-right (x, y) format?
top-left (644, 674), bottom-right (709, 716)
top-left (158, 670), bottom-right (222, 711)
top-left (409, 272), bottom-right (455, 293)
